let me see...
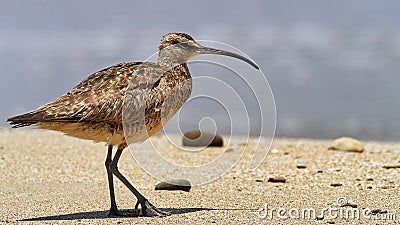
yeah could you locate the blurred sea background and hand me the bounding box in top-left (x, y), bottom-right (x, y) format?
top-left (1, 0), bottom-right (400, 141)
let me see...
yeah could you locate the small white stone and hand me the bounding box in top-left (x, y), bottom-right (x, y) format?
top-left (271, 148), bottom-right (280, 154)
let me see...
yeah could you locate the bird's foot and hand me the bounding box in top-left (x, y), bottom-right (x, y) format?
top-left (108, 208), bottom-right (139, 217)
top-left (135, 199), bottom-right (171, 217)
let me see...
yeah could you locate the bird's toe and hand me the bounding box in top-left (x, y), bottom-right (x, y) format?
top-left (136, 200), bottom-right (171, 217)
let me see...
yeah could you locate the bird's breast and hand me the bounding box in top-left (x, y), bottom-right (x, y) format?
top-left (123, 71), bottom-right (192, 144)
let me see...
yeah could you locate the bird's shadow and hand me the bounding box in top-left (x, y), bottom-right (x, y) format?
top-left (20, 207), bottom-right (251, 221)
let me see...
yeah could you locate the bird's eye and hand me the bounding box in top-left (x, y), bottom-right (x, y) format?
top-left (170, 40), bottom-right (180, 45)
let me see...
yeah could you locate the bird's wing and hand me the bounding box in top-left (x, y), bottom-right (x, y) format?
top-left (120, 62), bottom-right (173, 142)
top-left (7, 62), bottom-right (164, 127)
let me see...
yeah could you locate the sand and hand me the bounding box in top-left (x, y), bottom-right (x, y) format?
top-left (0, 129), bottom-right (399, 224)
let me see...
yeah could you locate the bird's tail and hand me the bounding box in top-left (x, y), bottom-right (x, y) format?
top-left (7, 110), bottom-right (47, 128)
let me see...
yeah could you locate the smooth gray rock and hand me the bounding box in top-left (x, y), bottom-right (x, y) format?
top-left (155, 179), bottom-right (191, 192)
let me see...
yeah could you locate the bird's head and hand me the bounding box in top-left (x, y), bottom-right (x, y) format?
top-left (158, 32), bottom-right (258, 69)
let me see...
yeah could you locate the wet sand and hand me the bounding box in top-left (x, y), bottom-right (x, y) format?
top-left (1, 129), bottom-right (399, 224)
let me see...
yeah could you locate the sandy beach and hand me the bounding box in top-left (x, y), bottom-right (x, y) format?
top-left (1, 128), bottom-right (399, 224)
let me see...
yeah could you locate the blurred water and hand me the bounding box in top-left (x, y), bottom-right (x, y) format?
top-left (1, 0), bottom-right (400, 140)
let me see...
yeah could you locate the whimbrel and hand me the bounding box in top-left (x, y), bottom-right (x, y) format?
top-left (7, 32), bottom-right (259, 217)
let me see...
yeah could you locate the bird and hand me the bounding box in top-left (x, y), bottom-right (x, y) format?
top-left (7, 32), bottom-right (259, 217)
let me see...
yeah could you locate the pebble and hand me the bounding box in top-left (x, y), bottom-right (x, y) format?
top-left (341, 203), bottom-right (357, 208)
top-left (371, 209), bottom-right (387, 214)
top-left (380, 183), bottom-right (395, 189)
top-left (330, 183), bottom-right (342, 187)
top-left (271, 149), bottom-right (280, 154)
top-left (382, 164), bottom-right (400, 169)
top-left (182, 130), bottom-right (223, 147)
top-left (329, 137), bottom-right (364, 152)
top-left (267, 176), bottom-right (286, 183)
top-left (225, 148), bottom-right (234, 152)
top-left (255, 179), bottom-right (263, 182)
top-left (155, 179), bottom-right (191, 192)
top-left (296, 165), bottom-right (307, 169)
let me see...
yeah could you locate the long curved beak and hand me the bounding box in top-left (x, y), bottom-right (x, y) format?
top-left (198, 46), bottom-right (259, 69)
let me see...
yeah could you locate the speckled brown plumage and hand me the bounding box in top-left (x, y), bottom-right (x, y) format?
top-left (7, 32), bottom-right (258, 217)
top-left (8, 36), bottom-right (193, 149)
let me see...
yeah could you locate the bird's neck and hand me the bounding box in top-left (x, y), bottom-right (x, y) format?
top-left (157, 50), bottom-right (188, 69)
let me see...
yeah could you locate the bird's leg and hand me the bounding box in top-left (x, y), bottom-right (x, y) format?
top-left (110, 148), bottom-right (170, 216)
top-left (105, 145), bottom-right (123, 216)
